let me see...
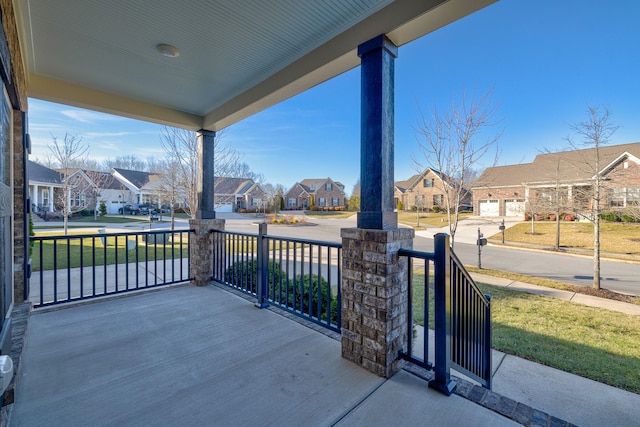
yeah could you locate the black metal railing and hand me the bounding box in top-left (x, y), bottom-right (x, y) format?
top-left (212, 224), bottom-right (341, 332)
top-left (30, 229), bottom-right (191, 307)
top-left (399, 233), bottom-right (492, 394)
top-left (450, 250), bottom-right (492, 389)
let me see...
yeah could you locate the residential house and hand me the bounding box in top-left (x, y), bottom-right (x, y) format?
top-left (111, 168), bottom-right (163, 207)
top-left (471, 142), bottom-right (640, 217)
top-left (394, 168), bottom-right (469, 211)
top-left (27, 161), bottom-right (63, 213)
top-left (284, 178), bottom-right (345, 210)
top-left (214, 177), bottom-right (266, 212)
top-left (70, 169), bottom-right (130, 215)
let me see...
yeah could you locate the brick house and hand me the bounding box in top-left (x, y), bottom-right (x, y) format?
top-left (284, 178), bottom-right (345, 210)
top-left (213, 177), bottom-right (266, 211)
top-left (112, 169), bottom-right (266, 212)
top-left (394, 168), bottom-right (469, 211)
top-left (27, 161), bottom-right (63, 214)
top-left (471, 142), bottom-right (640, 217)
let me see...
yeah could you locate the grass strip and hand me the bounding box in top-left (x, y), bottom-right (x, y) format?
top-left (409, 271), bottom-right (640, 393)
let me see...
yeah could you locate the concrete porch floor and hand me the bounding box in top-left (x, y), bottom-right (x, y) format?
top-left (11, 284), bottom-right (518, 427)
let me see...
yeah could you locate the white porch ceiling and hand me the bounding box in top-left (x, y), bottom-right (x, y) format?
top-left (14, 0), bottom-right (497, 130)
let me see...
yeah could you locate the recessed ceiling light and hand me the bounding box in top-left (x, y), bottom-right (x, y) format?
top-left (156, 44), bottom-right (180, 58)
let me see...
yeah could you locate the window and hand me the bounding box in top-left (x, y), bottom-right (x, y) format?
top-left (326, 183), bottom-right (332, 191)
top-left (42, 189), bottom-right (49, 207)
top-left (252, 198), bottom-right (262, 207)
top-left (72, 193), bottom-right (86, 208)
top-left (433, 194), bottom-right (443, 206)
top-left (310, 184), bottom-right (315, 191)
top-left (414, 195), bottom-right (424, 205)
top-left (288, 198), bottom-right (296, 207)
top-left (610, 188), bottom-right (640, 207)
top-left (319, 197), bottom-right (326, 207)
top-left (332, 198), bottom-right (339, 206)
top-left (423, 178), bottom-right (433, 187)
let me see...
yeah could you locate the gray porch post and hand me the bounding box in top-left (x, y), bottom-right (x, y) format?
top-left (341, 35), bottom-right (414, 378)
top-left (190, 129), bottom-right (224, 286)
top-left (357, 34), bottom-right (397, 230)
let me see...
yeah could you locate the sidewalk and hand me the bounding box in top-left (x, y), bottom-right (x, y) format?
top-left (461, 272), bottom-right (640, 426)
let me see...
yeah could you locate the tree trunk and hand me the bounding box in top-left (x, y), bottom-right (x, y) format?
top-left (593, 213), bottom-right (601, 289)
top-left (555, 210), bottom-right (560, 250)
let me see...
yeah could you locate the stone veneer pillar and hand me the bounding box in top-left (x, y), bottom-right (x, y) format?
top-left (189, 218), bottom-right (224, 287)
top-left (341, 227), bottom-right (414, 378)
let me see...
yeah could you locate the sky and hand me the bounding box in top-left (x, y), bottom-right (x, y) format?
top-left (27, 0), bottom-right (640, 196)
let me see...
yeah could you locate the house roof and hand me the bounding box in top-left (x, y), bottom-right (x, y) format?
top-left (28, 161), bottom-right (62, 185)
top-left (394, 168), bottom-right (449, 193)
top-left (296, 178), bottom-right (345, 194)
top-left (214, 177), bottom-right (258, 196)
top-left (112, 168), bottom-right (154, 189)
top-left (473, 142), bottom-right (640, 188)
top-left (13, 1), bottom-right (496, 130)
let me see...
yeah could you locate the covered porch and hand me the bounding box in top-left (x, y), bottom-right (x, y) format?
top-left (11, 284), bottom-right (513, 426)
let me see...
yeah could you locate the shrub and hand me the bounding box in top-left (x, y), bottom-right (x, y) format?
top-left (397, 201), bottom-right (403, 211)
top-left (600, 211), bottom-right (620, 222)
top-left (432, 205), bottom-right (441, 213)
top-left (286, 274), bottom-right (338, 324)
top-left (223, 259), bottom-right (283, 294)
top-left (222, 261), bottom-right (338, 325)
top-left (620, 213), bottom-right (639, 223)
top-left (99, 201), bottom-right (107, 217)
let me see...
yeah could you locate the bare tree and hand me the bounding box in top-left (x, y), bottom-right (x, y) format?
top-left (152, 158), bottom-right (185, 229)
top-left (83, 169), bottom-right (116, 221)
top-left (566, 105), bottom-right (619, 290)
top-left (414, 88), bottom-right (501, 248)
top-left (349, 180), bottom-right (361, 211)
top-left (48, 133), bottom-right (89, 234)
top-left (160, 126), bottom-right (242, 218)
top-left (103, 154), bottom-right (147, 171)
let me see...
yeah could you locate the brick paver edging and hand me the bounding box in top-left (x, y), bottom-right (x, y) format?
top-left (403, 363), bottom-right (577, 427)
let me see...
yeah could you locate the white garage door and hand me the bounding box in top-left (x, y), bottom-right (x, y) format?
top-left (479, 199), bottom-right (499, 216)
top-left (505, 199), bottom-right (525, 217)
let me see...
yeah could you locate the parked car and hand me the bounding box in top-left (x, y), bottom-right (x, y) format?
top-left (118, 204), bottom-right (149, 215)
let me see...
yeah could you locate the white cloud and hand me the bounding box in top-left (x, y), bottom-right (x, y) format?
top-left (60, 109), bottom-right (121, 124)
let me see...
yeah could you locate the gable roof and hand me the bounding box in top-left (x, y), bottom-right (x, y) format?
top-left (395, 168), bottom-right (450, 193)
top-left (473, 142), bottom-right (640, 188)
top-left (28, 161), bottom-right (62, 185)
top-left (214, 177), bottom-right (259, 195)
top-left (297, 177), bottom-right (344, 194)
top-left (112, 168), bottom-right (151, 189)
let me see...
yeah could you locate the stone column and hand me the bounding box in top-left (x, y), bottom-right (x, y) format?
top-left (189, 128), bottom-right (220, 285)
top-left (189, 218), bottom-right (225, 286)
top-left (341, 227), bottom-right (414, 377)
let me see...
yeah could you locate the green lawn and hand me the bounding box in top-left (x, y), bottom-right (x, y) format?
top-left (70, 216), bottom-right (149, 224)
top-left (31, 234), bottom-right (188, 271)
top-left (398, 211), bottom-right (472, 229)
top-left (302, 210), bottom-right (356, 219)
top-left (489, 221), bottom-right (640, 255)
top-left (409, 270), bottom-right (640, 393)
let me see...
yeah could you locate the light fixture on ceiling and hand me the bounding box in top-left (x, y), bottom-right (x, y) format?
top-left (156, 44), bottom-right (180, 58)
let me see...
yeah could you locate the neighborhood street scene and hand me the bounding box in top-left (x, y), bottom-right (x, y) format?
top-left (2, 1), bottom-right (639, 427)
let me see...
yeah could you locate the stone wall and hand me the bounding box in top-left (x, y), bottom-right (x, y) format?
top-left (12, 112), bottom-right (24, 302)
top-left (340, 227), bottom-right (414, 378)
top-left (189, 218), bottom-right (225, 286)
